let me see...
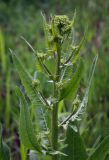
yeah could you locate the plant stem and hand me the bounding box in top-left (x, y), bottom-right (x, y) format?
top-left (51, 99), bottom-right (58, 160)
top-left (56, 43), bottom-right (61, 82)
top-left (51, 41), bottom-right (61, 160)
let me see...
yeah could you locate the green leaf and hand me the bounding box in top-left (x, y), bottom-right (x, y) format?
top-left (60, 61), bottom-right (83, 100)
top-left (71, 32), bottom-right (86, 64)
top-left (11, 51), bottom-right (46, 132)
top-left (0, 29), bottom-right (7, 73)
top-left (36, 107), bottom-right (48, 132)
top-left (20, 37), bottom-right (43, 73)
top-left (87, 135), bottom-right (109, 160)
top-left (41, 13), bottom-right (50, 49)
top-left (20, 143), bottom-right (27, 160)
top-left (59, 54), bottom-right (98, 126)
top-left (71, 54), bottom-right (98, 122)
top-left (0, 124), bottom-right (10, 160)
top-left (16, 87), bottom-right (41, 152)
top-left (59, 55), bottom-right (98, 160)
top-left (60, 122), bottom-right (87, 160)
top-left (44, 58), bottom-right (56, 75)
top-left (11, 51), bottom-right (43, 107)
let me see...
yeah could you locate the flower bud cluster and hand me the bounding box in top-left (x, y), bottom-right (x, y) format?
top-left (48, 15), bottom-right (73, 44)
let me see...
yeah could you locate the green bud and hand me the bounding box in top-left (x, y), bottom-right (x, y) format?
top-left (61, 58), bottom-right (65, 64)
top-left (72, 95), bottom-right (81, 111)
top-left (70, 45), bottom-right (78, 52)
top-left (56, 81), bottom-right (64, 90)
top-left (37, 52), bottom-right (47, 61)
top-left (32, 79), bottom-right (40, 88)
top-left (47, 49), bottom-right (54, 55)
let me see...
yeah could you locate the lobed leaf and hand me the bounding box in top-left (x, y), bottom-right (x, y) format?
top-left (11, 51), bottom-right (43, 107)
top-left (11, 50), bottom-right (46, 132)
top-left (36, 107), bottom-right (48, 133)
top-left (71, 54), bottom-right (98, 122)
top-left (59, 54), bottom-right (98, 128)
top-left (16, 87), bottom-right (41, 152)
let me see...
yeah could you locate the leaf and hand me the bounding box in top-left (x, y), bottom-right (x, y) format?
top-left (59, 54), bottom-right (98, 128)
top-left (20, 37), bottom-right (43, 73)
top-left (36, 107), bottom-right (48, 132)
top-left (11, 51), bottom-right (44, 107)
top-left (11, 50), bottom-right (46, 132)
top-left (0, 124), bottom-right (11, 160)
top-left (41, 13), bottom-right (50, 49)
top-left (60, 61), bottom-right (83, 100)
top-left (60, 122), bottom-right (87, 160)
top-left (71, 32), bottom-right (86, 64)
top-left (71, 54), bottom-right (98, 122)
top-left (44, 58), bottom-right (56, 75)
top-left (0, 29), bottom-right (7, 73)
top-left (16, 87), bottom-right (41, 152)
top-left (87, 135), bottom-right (109, 160)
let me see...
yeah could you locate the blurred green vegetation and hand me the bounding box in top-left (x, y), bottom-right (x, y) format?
top-left (0, 0), bottom-right (109, 159)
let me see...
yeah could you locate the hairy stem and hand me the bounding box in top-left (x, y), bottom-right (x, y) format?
top-left (51, 41), bottom-right (61, 160)
top-left (51, 98), bottom-right (58, 160)
top-left (56, 42), bottom-right (61, 82)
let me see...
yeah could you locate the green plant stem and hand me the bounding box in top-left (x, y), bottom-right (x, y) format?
top-left (56, 42), bottom-right (61, 82)
top-left (51, 41), bottom-right (61, 160)
top-left (51, 98), bottom-right (58, 160)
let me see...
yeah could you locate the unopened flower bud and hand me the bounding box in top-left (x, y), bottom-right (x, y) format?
top-left (56, 81), bottom-right (64, 90)
top-left (37, 52), bottom-right (47, 61)
top-left (51, 15), bottom-right (72, 40)
top-left (32, 79), bottom-right (40, 88)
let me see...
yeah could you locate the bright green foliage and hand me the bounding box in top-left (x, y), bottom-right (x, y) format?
top-left (11, 51), bottom-right (44, 109)
top-left (71, 34), bottom-right (86, 65)
top-left (11, 14), bottom-right (107, 160)
top-left (60, 122), bottom-right (87, 160)
top-left (16, 87), bottom-right (41, 152)
top-left (70, 54), bottom-right (98, 122)
top-left (0, 0), bottom-right (109, 159)
top-left (60, 61), bottom-right (83, 100)
top-left (11, 51), bottom-right (47, 133)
